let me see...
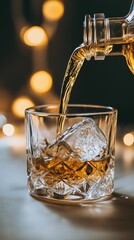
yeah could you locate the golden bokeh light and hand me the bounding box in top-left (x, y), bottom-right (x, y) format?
top-left (30, 71), bottom-right (53, 93)
top-left (42, 0), bottom-right (64, 21)
top-left (12, 97), bottom-right (34, 118)
top-left (123, 133), bottom-right (134, 146)
top-left (3, 124), bottom-right (15, 137)
top-left (23, 26), bottom-right (48, 46)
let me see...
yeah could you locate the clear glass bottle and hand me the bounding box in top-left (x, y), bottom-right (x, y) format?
top-left (83, 0), bottom-right (134, 74)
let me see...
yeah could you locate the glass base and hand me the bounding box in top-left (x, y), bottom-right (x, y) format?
top-left (30, 192), bottom-right (112, 205)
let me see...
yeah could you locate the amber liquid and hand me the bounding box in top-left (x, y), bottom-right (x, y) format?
top-left (33, 155), bottom-right (110, 188)
top-left (123, 43), bottom-right (134, 74)
top-left (57, 42), bottom-right (134, 136)
top-left (57, 44), bottom-right (86, 136)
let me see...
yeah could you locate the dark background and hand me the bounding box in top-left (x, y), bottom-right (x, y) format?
top-left (0, 0), bottom-right (134, 124)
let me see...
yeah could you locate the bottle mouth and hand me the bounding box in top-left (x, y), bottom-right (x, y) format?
top-left (83, 13), bottom-right (109, 60)
top-left (83, 0), bottom-right (134, 60)
top-left (83, 15), bottom-right (92, 46)
top-left (83, 13), bottom-right (106, 47)
top-left (83, 0), bottom-right (134, 46)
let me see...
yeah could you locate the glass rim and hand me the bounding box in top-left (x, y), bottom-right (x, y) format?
top-left (25, 104), bottom-right (117, 117)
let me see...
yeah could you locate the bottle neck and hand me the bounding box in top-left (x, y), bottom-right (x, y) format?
top-left (83, 1), bottom-right (134, 60)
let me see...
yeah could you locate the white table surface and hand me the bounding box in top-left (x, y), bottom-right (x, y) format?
top-left (0, 136), bottom-right (134, 240)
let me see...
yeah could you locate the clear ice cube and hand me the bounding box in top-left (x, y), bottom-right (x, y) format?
top-left (43, 118), bottom-right (107, 161)
top-left (63, 118), bottom-right (107, 160)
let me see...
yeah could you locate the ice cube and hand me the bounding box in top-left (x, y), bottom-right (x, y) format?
top-left (56, 118), bottom-right (107, 161)
top-left (43, 140), bottom-right (77, 160)
top-left (42, 118), bottom-right (107, 161)
top-left (44, 141), bottom-right (72, 159)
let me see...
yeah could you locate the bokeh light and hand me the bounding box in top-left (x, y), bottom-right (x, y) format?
top-left (0, 114), bottom-right (7, 128)
top-left (23, 26), bottom-right (48, 46)
top-left (12, 97), bottom-right (34, 118)
top-left (30, 70), bottom-right (53, 93)
top-left (3, 124), bottom-right (15, 137)
top-left (123, 133), bottom-right (134, 146)
top-left (42, 0), bottom-right (64, 21)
